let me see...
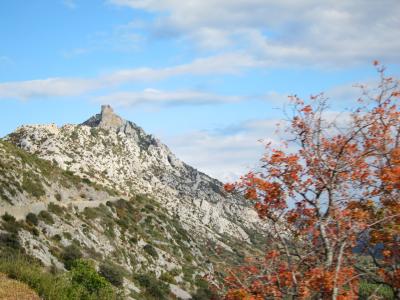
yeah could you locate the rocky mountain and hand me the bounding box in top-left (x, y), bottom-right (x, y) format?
top-left (0, 106), bottom-right (266, 299)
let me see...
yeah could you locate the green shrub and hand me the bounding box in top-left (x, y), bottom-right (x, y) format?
top-left (38, 211), bottom-right (54, 225)
top-left (61, 244), bottom-right (83, 270)
top-left (129, 236), bottom-right (138, 244)
top-left (69, 259), bottom-right (114, 298)
top-left (0, 254), bottom-right (117, 300)
top-left (48, 203), bottom-right (64, 216)
top-left (99, 261), bottom-right (125, 287)
top-left (2, 213), bottom-right (16, 223)
top-left (359, 281), bottom-right (394, 299)
top-left (192, 276), bottom-right (218, 300)
top-left (26, 213), bottom-right (39, 226)
top-left (55, 193), bottom-right (62, 201)
top-left (29, 226), bottom-right (40, 236)
top-left (136, 273), bottom-right (170, 300)
top-left (143, 244), bottom-right (158, 259)
top-left (1, 213), bottom-right (21, 234)
top-left (144, 204), bottom-right (154, 211)
top-left (63, 232), bottom-right (72, 240)
top-left (52, 234), bottom-right (62, 242)
top-left (0, 233), bottom-right (21, 251)
top-left (22, 172), bottom-right (45, 198)
top-left (159, 271), bottom-right (176, 284)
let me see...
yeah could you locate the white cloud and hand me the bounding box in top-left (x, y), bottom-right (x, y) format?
top-left (164, 118), bottom-right (282, 181)
top-left (105, 53), bottom-right (259, 83)
top-left (0, 78), bottom-right (101, 100)
top-left (165, 108), bottom-right (355, 182)
top-left (96, 88), bottom-right (243, 107)
top-left (110, 0), bottom-right (400, 66)
top-left (0, 53), bottom-right (258, 100)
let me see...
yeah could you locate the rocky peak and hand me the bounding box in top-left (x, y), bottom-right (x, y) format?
top-left (82, 105), bottom-right (125, 130)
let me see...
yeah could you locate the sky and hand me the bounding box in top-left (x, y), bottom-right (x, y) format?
top-left (1, 0), bottom-right (399, 181)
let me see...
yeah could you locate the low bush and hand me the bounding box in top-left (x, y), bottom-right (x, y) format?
top-left (61, 244), bottom-right (82, 270)
top-left (25, 213), bottom-right (38, 226)
top-left (69, 259), bottom-right (114, 299)
top-left (135, 273), bottom-right (170, 300)
top-left (1, 213), bottom-right (21, 234)
top-left (55, 193), bottom-right (62, 201)
top-left (159, 271), bottom-right (176, 284)
top-left (48, 203), bottom-right (64, 216)
top-left (99, 261), bottom-right (125, 287)
top-left (143, 244), bottom-right (158, 259)
top-left (192, 276), bottom-right (218, 300)
top-left (21, 172), bottom-right (45, 198)
top-left (1, 213), bottom-right (15, 223)
top-left (0, 254), bottom-right (117, 300)
top-left (0, 233), bottom-right (21, 252)
top-left (38, 211), bottom-right (54, 225)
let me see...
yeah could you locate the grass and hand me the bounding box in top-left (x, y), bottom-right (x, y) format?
top-left (0, 272), bottom-right (40, 300)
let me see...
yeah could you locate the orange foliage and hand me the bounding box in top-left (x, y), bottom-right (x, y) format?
top-left (222, 65), bottom-right (400, 299)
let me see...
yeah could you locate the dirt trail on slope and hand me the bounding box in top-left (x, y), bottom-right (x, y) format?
top-left (0, 197), bottom-right (123, 220)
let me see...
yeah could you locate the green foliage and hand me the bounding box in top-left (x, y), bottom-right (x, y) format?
top-left (99, 261), bottom-right (125, 287)
top-left (0, 254), bottom-right (117, 300)
top-left (2, 213), bottom-right (16, 223)
top-left (0, 233), bottom-right (21, 252)
top-left (192, 276), bottom-right (218, 300)
top-left (69, 259), bottom-right (114, 299)
top-left (52, 234), bottom-right (62, 242)
top-left (63, 232), bottom-right (72, 240)
top-left (0, 213), bottom-right (23, 253)
top-left (159, 271), bottom-right (176, 284)
top-left (359, 281), bottom-right (394, 299)
top-left (143, 244), bottom-right (158, 259)
top-left (38, 211), bottom-right (54, 225)
top-left (22, 171), bottom-right (45, 198)
top-left (26, 213), bottom-right (39, 226)
top-left (61, 244), bottom-right (83, 270)
top-left (135, 273), bottom-right (170, 300)
top-left (1, 213), bottom-right (22, 234)
top-left (55, 193), bottom-right (62, 201)
top-left (48, 203), bottom-right (64, 216)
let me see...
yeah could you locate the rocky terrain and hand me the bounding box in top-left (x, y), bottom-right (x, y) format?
top-left (0, 106), bottom-right (266, 299)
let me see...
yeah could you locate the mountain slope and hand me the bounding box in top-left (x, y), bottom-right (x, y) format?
top-left (7, 105), bottom-right (263, 241)
top-left (1, 106), bottom-right (267, 299)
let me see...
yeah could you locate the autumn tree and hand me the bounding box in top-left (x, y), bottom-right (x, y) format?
top-left (223, 63), bottom-right (400, 299)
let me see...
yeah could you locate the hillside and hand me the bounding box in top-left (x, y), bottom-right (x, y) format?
top-left (0, 106), bottom-right (267, 299)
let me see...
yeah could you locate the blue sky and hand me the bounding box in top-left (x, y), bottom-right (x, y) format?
top-left (1, 0), bottom-right (399, 180)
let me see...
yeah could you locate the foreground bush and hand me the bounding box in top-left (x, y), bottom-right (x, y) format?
top-left (0, 254), bottom-right (117, 300)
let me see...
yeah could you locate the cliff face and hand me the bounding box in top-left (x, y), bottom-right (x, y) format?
top-left (1, 106), bottom-right (267, 299)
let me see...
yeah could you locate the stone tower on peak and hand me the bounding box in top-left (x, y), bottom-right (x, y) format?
top-left (82, 105), bottom-right (125, 130)
top-left (99, 105), bottom-right (124, 129)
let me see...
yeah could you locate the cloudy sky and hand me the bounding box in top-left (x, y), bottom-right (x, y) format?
top-left (1, 0), bottom-right (399, 180)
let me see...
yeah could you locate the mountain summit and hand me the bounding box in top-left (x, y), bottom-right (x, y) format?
top-left (83, 105), bottom-right (125, 130)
